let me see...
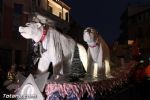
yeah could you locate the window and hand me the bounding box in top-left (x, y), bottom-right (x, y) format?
top-left (59, 12), bottom-right (62, 18)
top-left (15, 50), bottom-right (21, 65)
top-left (48, 6), bottom-right (53, 13)
top-left (53, 0), bottom-right (59, 1)
top-left (131, 17), bottom-right (136, 24)
top-left (137, 27), bottom-right (143, 38)
top-left (38, 0), bottom-right (41, 6)
top-left (0, 0), bottom-right (3, 13)
top-left (0, 49), bottom-right (12, 71)
top-left (138, 15), bottom-right (142, 21)
top-left (13, 3), bottom-right (23, 40)
top-left (148, 11), bottom-right (150, 16)
top-left (0, 15), bottom-right (2, 37)
top-left (143, 13), bottom-right (146, 22)
top-left (65, 12), bottom-right (69, 22)
top-left (14, 3), bottom-right (23, 14)
top-left (0, 0), bottom-right (3, 37)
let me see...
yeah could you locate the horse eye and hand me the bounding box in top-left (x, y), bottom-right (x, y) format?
top-left (31, 21), bottom-right (36, 23)
top-left (25, 23), bottom-right (31, 26)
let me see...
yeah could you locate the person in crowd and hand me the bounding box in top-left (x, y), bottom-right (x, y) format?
top-left (7, 64), bottom-right (17, 81)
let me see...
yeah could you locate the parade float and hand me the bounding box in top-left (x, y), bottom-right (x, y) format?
top-left (4, 13), bottom-right (135, 100)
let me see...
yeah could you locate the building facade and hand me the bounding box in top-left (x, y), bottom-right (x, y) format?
top-left (0, 0), bottom-right (70, 70)
top-left (120, 4), bottom-right (150, 59)
top-left (34, 0), bottom-right (70, 32)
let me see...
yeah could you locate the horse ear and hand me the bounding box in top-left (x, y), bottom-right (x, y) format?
top-left (36, 23), bottom-right (42, 28)
top-left (96, 38), bottom-right (99, 43)
top-left (95, 32), bottom-right (100, 43)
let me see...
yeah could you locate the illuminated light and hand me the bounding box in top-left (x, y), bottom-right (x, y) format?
top-left (48, 0), bottom-right (69, 12)
top-left (128, 40), bottom-right (134, 45)
top-left (17, 74), bottom-right (44, 100)
top-left (48, 0), bottom-right (62, 9)
top-left (21, 84), bottom-right (35, 100)
top-left (77, 44), bottom-right (88, 72)
top-left (93, 63), bottom-right (98, 77)
top-left (139, 52), bottom-right (141, 55)
top-left (140, 60), bottom-right (144, 63)
top-left (21, 84), bottom-right (34, 94)
top-left (48, 0), bottom-right (69, 20)
top-left (105, 60), bottom-right (111, 76)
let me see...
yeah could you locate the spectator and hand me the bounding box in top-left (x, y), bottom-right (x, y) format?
top-left (7, 64), bottom-right (17, 81)
top-left (144, 57), bottom-right (150, 80)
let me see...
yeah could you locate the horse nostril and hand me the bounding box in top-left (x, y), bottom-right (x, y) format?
top-left (87, 29), bottom-right (91, 33)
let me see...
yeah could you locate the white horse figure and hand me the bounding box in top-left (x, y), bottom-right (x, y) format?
top-left (83, 27), bottom-right (112, 78)
top-left (19, 17), bottom-right (87, 79)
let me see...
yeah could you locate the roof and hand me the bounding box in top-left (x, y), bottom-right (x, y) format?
top-left (53, 0), bottom-right (71, 10)
top-left (128, 4), bottom-right (150, 17)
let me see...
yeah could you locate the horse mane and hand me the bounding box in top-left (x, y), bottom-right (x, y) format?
top-left (92, 29), bottom-right (109, 51)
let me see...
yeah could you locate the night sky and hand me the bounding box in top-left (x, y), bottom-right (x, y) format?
top-left (64, 0), bottom-right (150, 45)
